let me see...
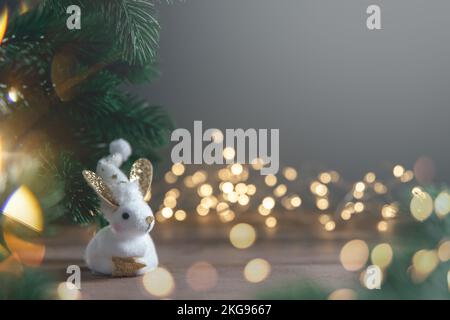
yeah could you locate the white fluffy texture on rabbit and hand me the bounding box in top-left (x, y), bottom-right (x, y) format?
top-left (83, 139), bottom-right (158, 277)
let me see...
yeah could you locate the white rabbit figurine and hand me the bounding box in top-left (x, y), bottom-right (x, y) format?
top-left (82, 139), bottom-right (158, 277)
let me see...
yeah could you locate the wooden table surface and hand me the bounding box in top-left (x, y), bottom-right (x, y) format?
top-left (41, 213), bottom-right (386, 299)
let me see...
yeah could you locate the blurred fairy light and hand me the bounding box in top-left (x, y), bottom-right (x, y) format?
top-left (186, 261), bottom-right (218, 291)
top-left (447, 271), bottom-right (450, 292)
top-left (161, 207), bottom-right (173, 219)
top-left (371, 243), bottom-right (393, 269)
top-left (411, 250), bottom-right (439, 283)
top-left (229, 223), bottom-right (256, 249)
top-left (434, 191), bottom-right (450, 218)
top-left (2, 185), bottom-right (44, 232)
top-left (142, 267), bottom-right (175, 298)
top-left (437, 240), bottom-right (450, 262)
top-left (222, 147), bottom-right (235, 160)
top-left (319, 172), bottom-right (332, 184)
top-left (264, 174), bottom-right (277, 187)
top-left (364, 172), bottom-right (376, 183)
top-left (243, 258), bottom-right (271, 283)
top-left (377, 221), bottom-right (389, 233)
top-left (174, 209), bottom-right (187, 221)
top-left (211, 129), bottom-right (223, 143)
top-left (0, 6), bottom-right (7, 45)
top-left (340, 239), bottom-right (369, 272)
top-left (265, 216), bottom-right (277, 228)
top-left (328, 288), bottom-right (357, 300)
top-left (410, 187), bottom-right (433, 222)
top-left (282, 167), bottom-right (297, 181)
top-left (171, 163), bottom-right (185, 176)
top-left (57, 282), bottom-right (81, 300)
top-left (393, 165), bottom-right (405, 178)
top-left (324, 220), bottom-right (336, 231)
top-left (381, 203), bottom-right (398, 219)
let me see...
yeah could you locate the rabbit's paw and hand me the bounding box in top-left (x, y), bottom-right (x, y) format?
top-left (112, 256), bottom-right (146, 277)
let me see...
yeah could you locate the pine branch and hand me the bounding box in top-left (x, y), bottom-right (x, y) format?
top-left (101, 0), bottom-right (160, 65)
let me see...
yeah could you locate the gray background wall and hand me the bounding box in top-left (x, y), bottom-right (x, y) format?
top-left (134, 0), bottom-right (450, 180)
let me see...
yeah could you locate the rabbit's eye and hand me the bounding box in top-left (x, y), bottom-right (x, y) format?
top-left (122, 212), bottom-right (130, 220)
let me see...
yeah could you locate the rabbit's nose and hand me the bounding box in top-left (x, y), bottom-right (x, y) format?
top-left (146, 216), bottom-right (154, 225)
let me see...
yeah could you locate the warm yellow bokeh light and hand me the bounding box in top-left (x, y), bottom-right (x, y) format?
top-left (198, 183), bottom-right (213, 197)
top-left (319, 172), bottom-right (332, 184)
top-left (171, 163), bottom-right (185, 176)
top-left (211, 129), bottom-right (224, 143)
top-left (223, 147), bottom-right (235, 160)
top-left (438, 241), bottom-right (450, 262)
top-left (161, 207), bottom-right (173, 219)
top-left (324, 221), bottom-right (335, 231)
top-left (410, 190), bottom-right (433, 222)
top-left (163, 196), bottom-right (177, 209)
top-left (262, 197), bottom-right (275, 210)
top-left (290, 196), bottom-right (302, 208)
top-left (264, 175), bottom-right (277, 187)
top-left (164, 171), bottom-right (177, 184)
top-left (354, 182), bottom-right (366, 193)
top-left (273, 184), bottom-right (287, 197)
top-left (381, 203), bottom-right (398, 219)
top-left (244, 258), bottom-right (271, 283)
top-left (229, 223), bottom-right (256, 249)
top-left (3, 186), bottom-right (44, 232)
top-left (340, 239), bottom-right (369, 272)
top-left (57, 282), bottom-right (81, 300)
top-left (174, 210), bottom-right (187, 221)
top-left (371, 243), bottom-right (393, 269)
top-left (265, 216), bottom-right (277, 228)
top-left (411, 250), bottom-right (439, 282)
top-left (364, 172), bottom-right (376, 183)
top-left (377, 221), bottom-right (389, 232)
top-left (283, 167), bottom-right (298, 181)
top-left (393, 165), bottom-right (405, 178)
top-left (328, 288), bottom-right (357, 300)
top-left (143, 267), bottom-right (175, 298)
top-left (230, 163), bottom-right (243, 175)
top-left (222, 182), bottom-right (234, 194)
top-left (196, 204), bottom-right (209, 216)
top-left (316, 198), bottom-right (329, 210)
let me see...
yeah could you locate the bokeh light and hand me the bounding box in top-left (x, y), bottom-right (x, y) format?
top-left (434, 191), bottom-right (450, 218)
top-left (244, 258), bottom-right (271, 283)
top-left (57, 282), bottom-right (81, 300)
top-left (438, 241), bottom-right (450, 262)
top-left (265, 216), bottom-right (277, 228)
top-left (186, 261), bottom-right (218, 291)
top-left (142, 267), bottom-right (175, 298)
top-left (328, 288), bottom-right (356, 300)
top-left (371, 243), bottom-right (393, 269)
top-left (411, 250), bottom-right (439, 283)
top-left (340, 239), bottom-right (369, 271)
top-left (229, 223), bottom-right (256, 249)
top-left (410, 188), bottom-right (433, 222)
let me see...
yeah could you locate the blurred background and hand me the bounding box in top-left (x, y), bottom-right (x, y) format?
top-left (136, 0), bottom-right (450, 180)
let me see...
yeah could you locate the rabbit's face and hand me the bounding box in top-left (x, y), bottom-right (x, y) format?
top-left (106, 201), bottom-right (155, 237)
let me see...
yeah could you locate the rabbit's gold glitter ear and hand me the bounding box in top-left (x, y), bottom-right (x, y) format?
top-left (129, 158), bottom-right (153, 202)
top-left (82, 170), bottom-right (119, 208)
